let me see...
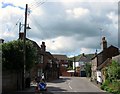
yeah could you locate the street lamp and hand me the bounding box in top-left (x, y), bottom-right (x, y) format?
top-left (19, 22), bottom-right (31, 33)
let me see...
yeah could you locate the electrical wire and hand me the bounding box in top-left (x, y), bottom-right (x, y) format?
top-left (29, 14), bottom-right (50, 40)
top-left (8, 0), bottom-right (46, 33)
top-left (8, 15), bottom-right (24, 34)
top-left (29, 0), bottom-right (47, 15)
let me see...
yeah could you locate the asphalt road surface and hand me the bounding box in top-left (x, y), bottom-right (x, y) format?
top-left (47, 76), bottom-right (104, 93)
top-left (3, 76), bottom-right (111, 94)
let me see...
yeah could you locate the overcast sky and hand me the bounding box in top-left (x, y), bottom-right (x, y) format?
top-left (0, 0), bottom-right (119, 57)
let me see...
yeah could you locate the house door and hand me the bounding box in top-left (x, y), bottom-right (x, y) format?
top-left (80, 71), bottom-right (86, 77)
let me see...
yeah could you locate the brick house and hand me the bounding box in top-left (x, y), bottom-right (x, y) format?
top-left (91, 37), bottom-right (119, 83)
top-left (44, 52), bottom-right (59, 81)
top-left (19, 32), bottom-right (59, 81)
top-left (53, 54), bottom-right (69, 76)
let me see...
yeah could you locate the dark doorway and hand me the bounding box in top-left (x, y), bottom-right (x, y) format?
top-left (80, 71), bottom-right (86, 77)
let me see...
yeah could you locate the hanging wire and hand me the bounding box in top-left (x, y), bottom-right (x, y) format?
top-left (29, 0), bottom-right (47, 15)
top-left (29, 0), bottom-right (47, 9)
top-left (9, 0), bottom-right (47, 33)
top-left (8, 15), bottom-right (24, 34)
top-left (30, 14), bottom-right (51, 40)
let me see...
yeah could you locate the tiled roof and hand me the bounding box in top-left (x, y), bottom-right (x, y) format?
top-left (53, 54), bottom-right (67, 60)
top-left (91, 45), bottom-right (119, 60)
top-left (78, 55), bottom-right (91, 62)
top-left (97, 58), bottom-right (112, 70)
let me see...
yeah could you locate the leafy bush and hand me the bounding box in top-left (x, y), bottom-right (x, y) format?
top-left (107, 60), bottom-right (120, 81)
top-left (101, 84), bottom-right (105, 90)
top-left (2, 40), bottom-right (37, 71)
top-left (101, 79), bottom-right (120, 94)
top-left (101, 79), bottom-right (110, 90)
top-left (84, 63), bottom-right (91, 77)
top-left (107, 88), bottom-right (114, 93)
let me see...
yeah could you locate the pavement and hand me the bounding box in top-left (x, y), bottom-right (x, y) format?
top-left (15, 81), bottom-right (52, 93)
top-left (2, 82), bottom-right (37, 94)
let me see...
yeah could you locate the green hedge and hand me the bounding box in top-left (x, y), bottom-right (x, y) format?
top-left (101, 80), bottom-right (120, 94)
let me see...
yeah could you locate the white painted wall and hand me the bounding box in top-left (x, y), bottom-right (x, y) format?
top-left (73, 62), bottom-right (80, 69)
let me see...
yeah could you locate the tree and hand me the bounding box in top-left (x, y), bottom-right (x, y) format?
top-left (67, 60), bottom-right (73, 70)
top-left (2, 40), bottom-right (37, 72)
top-left (84, 63), bottom-right (91, 77)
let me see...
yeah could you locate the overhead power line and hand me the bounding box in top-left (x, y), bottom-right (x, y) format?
top-left (29, 0), bottom-right (47, 14)
top-left (9, 0), bottom-right (46, 33)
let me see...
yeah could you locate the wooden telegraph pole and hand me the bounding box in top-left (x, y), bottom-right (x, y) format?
top-left (23, 4), bottom-right (28, 89)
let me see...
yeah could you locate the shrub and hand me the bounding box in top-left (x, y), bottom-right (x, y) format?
top-left (101, 79), bottom-right (111, 90)
top-left (101, 84), bottom-right (105, 90)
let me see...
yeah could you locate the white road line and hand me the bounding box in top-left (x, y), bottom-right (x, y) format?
top-left (69, 85), bottom-right (72, 89)
top-left (68, 80), bottom-right (72, 89)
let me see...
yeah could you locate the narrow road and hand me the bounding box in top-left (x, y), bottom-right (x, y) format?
top-left (47, 76), bottom-right (104, 92)
top-left (15, 76), bottom-right (110, 94)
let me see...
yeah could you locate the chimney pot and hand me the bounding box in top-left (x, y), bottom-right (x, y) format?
top-left (101, 36), bottom-right (107, 50)
top-left (41, 41), bottom-right (46, 52)
top-left (19, 32), bottom-right (24, 40)
top-left (0, 39), bottom-right (4, 43)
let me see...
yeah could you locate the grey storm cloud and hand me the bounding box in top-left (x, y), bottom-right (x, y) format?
top-left (20, 2), bottom-right (119, 54)
top-left (29, 2), bottom-right (117, 37)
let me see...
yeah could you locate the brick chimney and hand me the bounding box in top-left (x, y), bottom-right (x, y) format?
top-left (82, 53), bottom-right (85, 56)
top-left (41, 42), bottom-right (46, 52)
top-left (101, 36), bottom-right (107, 50)
top-left (19, 32), bottom-right (24, 40)
top-left (0, 39), bottom-right (4, 43)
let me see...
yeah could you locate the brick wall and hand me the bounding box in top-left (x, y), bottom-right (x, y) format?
top-left (62, 71), bottom-right (71, 77)
top-left (2, 71), bottom-right (22, 92)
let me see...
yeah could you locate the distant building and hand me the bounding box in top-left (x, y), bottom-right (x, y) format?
top-left (73, 53), bottom-right (91, 77)
top-left (53, 54), bottom-right (69, 76)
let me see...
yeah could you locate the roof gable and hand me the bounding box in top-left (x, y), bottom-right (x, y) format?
top-left (91, 45), bottom-right (119, 60)
top-left (78, 55), bottom-right (91, 62)
top-left (53, 54), bottom-right (67, 61)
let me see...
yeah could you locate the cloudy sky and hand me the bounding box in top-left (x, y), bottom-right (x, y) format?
top-left (0, 0), bottom-right (119, 57)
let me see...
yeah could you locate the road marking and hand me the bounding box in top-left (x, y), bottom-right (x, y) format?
top-left (69, 85), bottom-right (72, 89)
top-left (68, 80), bottom-right (72, 89)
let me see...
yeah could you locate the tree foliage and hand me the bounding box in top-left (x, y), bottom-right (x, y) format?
top-left (107, 60), bottom-right (120, 81)
top-left (2, 40), bottom-right (37, 71)
top-left (84, 63), bottom-right (91, 77)
top-left (67, 60), bottom-right (73, 70)
top-left (101, 60), bottom-right (120, 94)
